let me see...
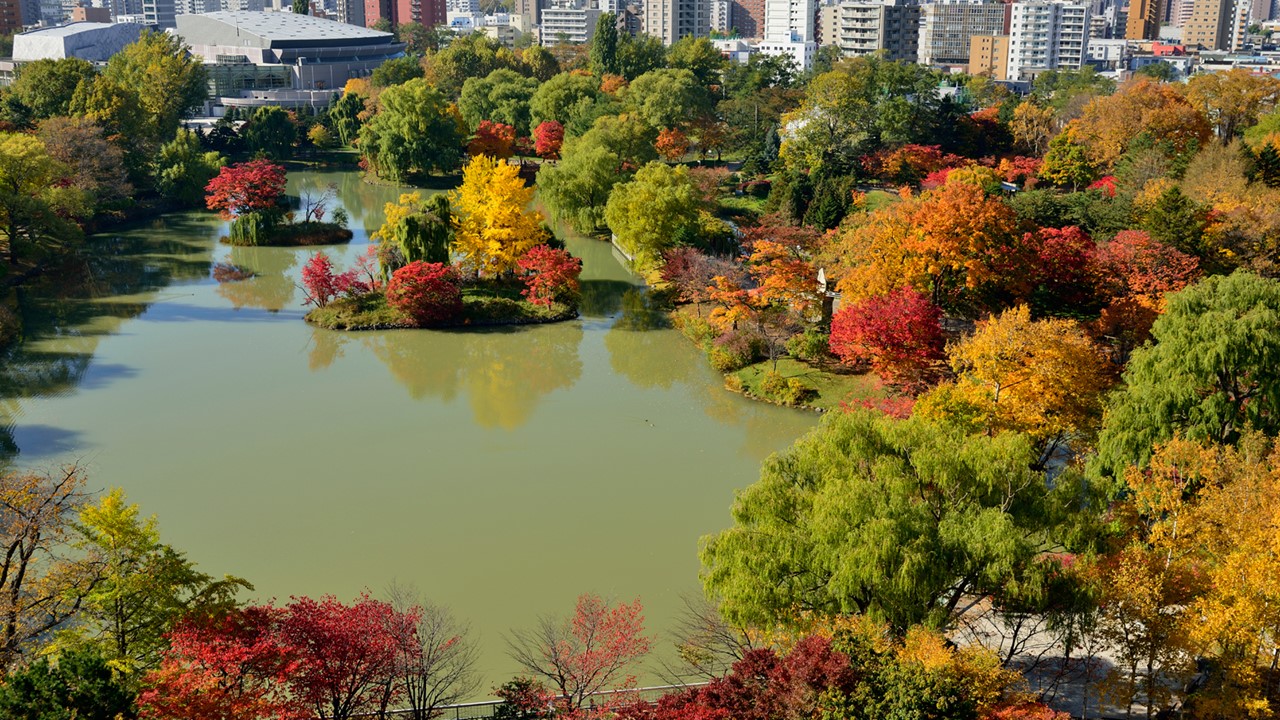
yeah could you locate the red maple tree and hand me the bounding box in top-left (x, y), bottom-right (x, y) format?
top-left (829, 286), bottom-right (945, 392)
top-left (204, 159), bottom-right (287, 219)
top-left (1023, 225), bottom-right (1098, 308)
top-left (507, 594), bottom-right (653, 711)
top-left (138, 606), bottom-right (299, 720)
top-left (386, 261), bottom-right (463, 326)
top-left (468, 120), bottom-right (517, 159)
top-left (1094, 229), bottom-right (1201, 308)
top-left (517, 245), bottom-right (582, 307)
top-left (534, 121), bottom-right (564, 161)
top-left (281, 594), bottom-right (410, 720)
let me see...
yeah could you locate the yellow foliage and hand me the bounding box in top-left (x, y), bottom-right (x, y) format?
top-left (344, 77), bottom-right (371, 97)
top-left (449, 155), bottom-right (548, 276)
top-left (1132, 177), bottom-right (1177, 215)
top-left (374, 192), bottom-right (427, 244)
top-left (916, 306), bottom-right (1110, 452)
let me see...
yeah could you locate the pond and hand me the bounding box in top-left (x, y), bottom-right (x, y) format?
top-left (0, 169), bottom-right (818, 691)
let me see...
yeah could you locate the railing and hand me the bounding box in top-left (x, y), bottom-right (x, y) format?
top-left (350, 683), bottom-right (710, 720)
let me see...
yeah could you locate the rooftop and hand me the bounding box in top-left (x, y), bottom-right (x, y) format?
top-left (179, 11), bottom-right (393, 44)
top-left (16, 21), bottom-right (118, 38)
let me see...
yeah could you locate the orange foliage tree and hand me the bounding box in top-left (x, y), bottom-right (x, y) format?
top-left (1068, 78), bottom-right (1211, 171)
top-left (654, 127), bottom-right (689, 162)
top-left (832, 180), bottom-right (1020, 309)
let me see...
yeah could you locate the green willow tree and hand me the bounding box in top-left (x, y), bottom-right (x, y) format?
top-left (537, 114), bottom-right (656, 233)
top-left (358, 78), bottom-right (464, 181)
top-left (329, 91), bottom-right (365, 146)
top-left (153, 129), bottom-right (225, 207)
top-left (700, 410), bottom-right (1095, 633)
top-left (604, 162), bottom-right (700, 273)
top-left (458, 68), bottom-right (539, 133)
top-left (1094, 271), bottom-right (1280, 478)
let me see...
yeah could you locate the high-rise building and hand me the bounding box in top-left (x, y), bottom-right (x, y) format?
top-left (710, 0), bottom-right (730, 32)
top-left (514, 0), bottom-right (541, 29)
top-left (643, 0), bottom-right (709, 44)
top-left (366, 0), bottom-right (444, 28)
top-left (729, 0), bottom-right (763, 35)
top-left (1125, 0), bottom-right (1160, 38)
top-left (143, 0), bottom-right (176, 26)
top-left (1006, 0), bottom-right (1089, 80)
top-left (540, 3), bottom-right (600, 43)
top-left (918, 0), bottom-right (1009, 67)
top-left (968, 32), bottom-right (1007, 77)
top-left (1183, 0), bottom-right (1245, 49)
top-left (831, 0), bottom-right (919, 61)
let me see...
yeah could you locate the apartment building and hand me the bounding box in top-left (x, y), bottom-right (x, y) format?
top-left (918, 0), bottom-right (1010, 67)
top-left (644, 0), bottom-right (709, 44)
top-left (540, 2), bottom-right (599, 43)
top-left (831, 0), bottom-right (919, 61)
top-left (1006, 0), bottom-right (1089, 80)
top-left (968, 32), bottom-right (1007, 78)
top-left (1183, 0), bottom-right (1246, 49)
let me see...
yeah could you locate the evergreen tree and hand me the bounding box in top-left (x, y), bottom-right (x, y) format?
top-left (1257, 143), bottom-right (1280, 187)
top-left (292, 0), bottom-right (308, 13)
top-left (1142, 185), bottom-right (1207, 258)
top-left (588, 13), bottom-right (619, 76)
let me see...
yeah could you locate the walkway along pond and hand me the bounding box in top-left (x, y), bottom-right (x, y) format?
top-left (0, 169), bottom-right (818, 689)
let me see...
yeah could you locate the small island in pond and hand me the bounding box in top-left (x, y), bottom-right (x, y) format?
top-left (300, 155), bottom-right (582, 330)
top-left (207, 159), bottom-right (353, 247)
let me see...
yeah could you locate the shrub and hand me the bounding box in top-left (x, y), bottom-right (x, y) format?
top-left (708, 330), bottom-right (762, 372)
top-left (786, 326), bottom-right (831, 362)
top-left (760, 371), bottom-right (816, 406)
top-left (385, 261), bottom-right (462, 326)
top-left (302, 251), bottom-right (374, 307)
top-left (674, 311), bottom-right (717, 346)
top-left (517, 245), bottom-right (582, 307)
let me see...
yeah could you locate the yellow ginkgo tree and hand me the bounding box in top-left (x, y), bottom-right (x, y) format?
top-left (449, 154), bottom-right (548, 276)
top-left (915, 305), bottom-right (1112, 467)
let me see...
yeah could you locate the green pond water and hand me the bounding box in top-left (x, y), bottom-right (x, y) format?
top-left (0, 169), bottom-right (817, 692)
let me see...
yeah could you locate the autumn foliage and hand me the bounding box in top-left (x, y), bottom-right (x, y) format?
top-left (507, 594), bottom-right (652, 711)
top-left (139, 594), bottom-right (415, 720)
top-left (386, 261), bottom-right (463, 326)
top-left (655, 128), bottom-right (690, 162)
top-left (469, 120), bottom-right (517, 159)
top-left (533, 120), bottom-right (564, 160)
top-left (828, 287), bottom-right (945, 392)
top-left (301, 251), bottom-right (375, 308)
top-left (204, 159), bottom-right (287, 219)
top-left (517, 245), bottom-right (581, 307)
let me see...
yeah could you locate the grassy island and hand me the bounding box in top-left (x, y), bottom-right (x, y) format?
top-left (305, 280), bottom-right (576, 331)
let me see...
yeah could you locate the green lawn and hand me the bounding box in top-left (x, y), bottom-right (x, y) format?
top-left (731, 357), bottom-right (888, 411)
top-left (862, 189), bottom-right (901, 212)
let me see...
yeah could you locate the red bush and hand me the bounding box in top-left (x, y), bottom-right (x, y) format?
top-left (829, 287), bottom-right (945, 392)
top-left (302, 252), bottom-right (372, 307)
top-left (386, 261), bottom-right (462, 325)
top-left (517, 245), bottom-right (582, 307)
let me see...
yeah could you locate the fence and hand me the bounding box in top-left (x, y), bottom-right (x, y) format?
top-left (352, 682), bottom-right (710, 720)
